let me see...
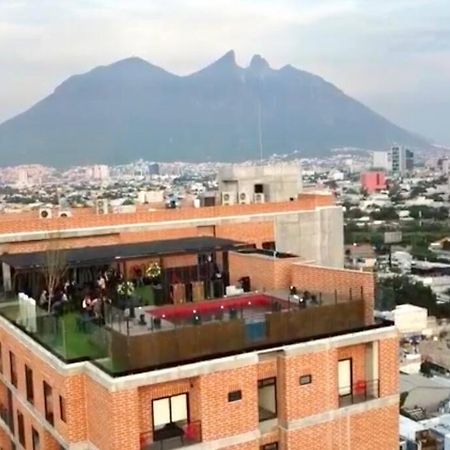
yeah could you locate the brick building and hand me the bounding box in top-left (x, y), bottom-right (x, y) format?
top-left (0, 194), bottom-right (399, 449)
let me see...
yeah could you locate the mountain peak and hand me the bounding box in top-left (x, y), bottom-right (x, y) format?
top-left (0, 51), bottom-right (428, 167)
top-left (249, 54), bottom-right (270, 71)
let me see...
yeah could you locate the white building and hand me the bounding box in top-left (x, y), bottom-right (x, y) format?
top-left (372, 151), bottom-right (391, 171)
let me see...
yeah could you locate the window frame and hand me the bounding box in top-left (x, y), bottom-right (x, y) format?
top-left (338, 358), bottom-right (353, 398)
top-left (257, 377), bottom-right (277, 422)
top-left (261, 443), bottom-right (279, 450)
top-left (227, 390), bottom-right (242, 402)
top-left (9, 352), bottom-right (17, 388)
top-left (299, 374), bottom-right (312, 386)
top-left (25, 364), bottom-right (34, 404)
top-left (32, 427), bottom-right (40, 450)
top-left (59, 395), bottom-right (66, 423)
top-left (151, 393), bottom-right (189, 434)
top-left (17, 410), bottom-right (25, 447)
top-left (43, 381), bottom-right (54, 425)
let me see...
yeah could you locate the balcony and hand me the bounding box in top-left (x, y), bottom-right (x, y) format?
top-left (338, 379), bottom-right (380, 408)
top-left (140, 421), bottom-right (202, 450)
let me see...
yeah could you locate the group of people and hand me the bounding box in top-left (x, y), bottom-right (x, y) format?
top-left (38, 270), bottom-right (115, 322)
top-left (289, 286), bottom-right (319, 308)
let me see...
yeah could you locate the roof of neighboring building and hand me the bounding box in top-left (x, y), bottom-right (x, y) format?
top-left (401, 373), bottom-right (450, 414)
top-left (0, 236), bottom-right (245, 269)
top-left (0, 194), bottom-right (334, 235)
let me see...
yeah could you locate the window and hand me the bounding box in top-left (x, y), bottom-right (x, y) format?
top-left (43, 381), bottom-right (54, 425)
top-left (227, 390), bottom-right (242, 402)
top-left (32, 427), bottom-right (40, 450)
top-left (254, 184), bottom-right (264, 194)
top-left (152, 394), bottom-right (188, 440)
top-left (17, 411), bottom-right (25, 446)
top-left (299, 375), bottom-right (312, 386)
top-left (338, 359), bottom-right (352, 397)
top-left (59, 395), bottom-right (66, 422)
top-left (25, 365), bottom-right (34, 404)
top-left (9, 352), bottom-right (17, 388)
top-left (258, 378), bottom-right (277, 421)
top-left (261, 443), bottom-right (278, 450)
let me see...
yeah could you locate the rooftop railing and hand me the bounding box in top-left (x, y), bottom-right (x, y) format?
top-left (0, 290), bottom-right (389, 377)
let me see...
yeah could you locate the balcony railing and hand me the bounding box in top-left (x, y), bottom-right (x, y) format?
top-left (338, 379), bottom-right (379, 407)
top-left (141, 421), bottom-right (202, 450)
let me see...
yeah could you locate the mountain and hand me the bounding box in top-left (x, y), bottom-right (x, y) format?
top-left (0, 51), bottom-right (429, 166)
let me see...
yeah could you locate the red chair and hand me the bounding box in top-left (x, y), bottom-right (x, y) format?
top-left (183, 422), bottom-right (198, 442)
top-left (355, 380), bottom-right (367, 397)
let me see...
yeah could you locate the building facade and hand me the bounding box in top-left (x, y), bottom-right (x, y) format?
top-left (0, 193), bottom-right (399, 450)
top-left (360, 171), bottom-right (387, 194)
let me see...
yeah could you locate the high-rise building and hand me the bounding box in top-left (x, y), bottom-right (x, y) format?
top-left (391, 146), bottom-right (414, 175)
top-left (0, 192), bottom-right (399, 450)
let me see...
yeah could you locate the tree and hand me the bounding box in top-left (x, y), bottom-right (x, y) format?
top-left (42, 236), bottom-right (68, 312)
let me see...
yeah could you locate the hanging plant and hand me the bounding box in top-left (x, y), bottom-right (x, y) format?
top-left (145, 262), bottom-right (161, 280)
top-left (117, 281), bottom-right (135, 296)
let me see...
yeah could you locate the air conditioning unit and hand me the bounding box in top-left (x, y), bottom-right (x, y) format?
top-left (39, 208), bottom-right (52, 219)
top-left (96, 199), bottom-right (109, 215)
top-left (254, 193), bottom-right (265, 204)
top-left (221, 192), bottom-right (235, 206)
top-left (58, 210), bottom-right (72, 218)
top-left (238, 192), bottom-right (250, 205)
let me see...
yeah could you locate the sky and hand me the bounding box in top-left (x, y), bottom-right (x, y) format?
top-left (1, 0), bottom-right (450, 143)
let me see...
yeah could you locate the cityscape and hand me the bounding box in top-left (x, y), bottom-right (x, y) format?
top-left (2, 0), bottom-right (450, 449)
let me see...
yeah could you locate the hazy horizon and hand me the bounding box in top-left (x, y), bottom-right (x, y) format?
top-left (1, 0), bottom-right (450, 144)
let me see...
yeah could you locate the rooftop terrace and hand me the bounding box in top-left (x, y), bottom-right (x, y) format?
top-left (0, 288), bottom-right (389, 377)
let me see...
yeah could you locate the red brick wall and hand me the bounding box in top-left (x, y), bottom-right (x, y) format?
top-left (0, 194), bottom-right (333, 234)
top-left (278, 349), bottom-right (339, 422)
top-left (199, 365), bottom-right (258, 442)
top-left (379, 337), bottom-right (399, 397)
top-left (282, 403), bottom-right (398, 450)
top-left (228, 252), bottom-right (302, 291)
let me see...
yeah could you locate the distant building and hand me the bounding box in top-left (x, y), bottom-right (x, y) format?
top-left (218, 162), bottom-right (302, 205)
top-left (361, 171), bottom-right (387, 194)
top-left (90, 164), bottom-right (110, 181)
top-left (372, 151), bottom-right (391, 171)
top-left (391, 146), bottom-right (414, 175)
top-left (148, 163), bottom-right (160, 176)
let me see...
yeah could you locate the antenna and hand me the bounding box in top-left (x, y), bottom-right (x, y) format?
top-left (257, 99), bottom-right (263, 161)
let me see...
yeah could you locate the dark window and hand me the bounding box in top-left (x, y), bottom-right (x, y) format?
top-left (258, 378), bottom-right (277, 421)
top-left (262, 241), bottom-right (276, 250)
top-left (227, 390), bottom-right (242, 402)
top-left (17, 411), bottom-right (25, 446)
top-left (261, 443), bottom-right (279, 450)
top-left (254, 184), bottom-right (264, 194)
top-left (32, 427), bottom-right (40, 450)
top-left (299, 375), bottom-right (312, 386)
top-left (43, 381), bottom-right (54, 425)
top-left (25, 365), bottom-right (34, 404)
top-left (59, 395), bottom-right (66, 422)
top-left (9, 352), bottom-right (17, 388)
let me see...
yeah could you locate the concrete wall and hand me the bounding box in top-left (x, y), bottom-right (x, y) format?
top-left (218, 163), bottom-right (302, 204)
top-left (275, 206), bottom-right (344, 268)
